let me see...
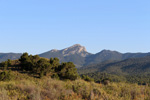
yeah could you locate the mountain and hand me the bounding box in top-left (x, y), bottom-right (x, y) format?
top-left (39, 45), bottom-right (150, 67)
top-left (85, 50), bottom-right (122, 65)
top-left (84, 50), bottom-right (150, 66)
top-left (78, 56), bottom-right (150, 75)
top-left (1, 44), bottom-right (150, 68)
top-left (39, 44), bottom-right (91, 67)
top-left (122, 52), bottom-right (150, 59)
top-left (0, 53), bottom-right (22, 62)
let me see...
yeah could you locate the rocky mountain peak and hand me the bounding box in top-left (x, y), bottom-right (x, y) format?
top-left (50, 49), bottom-right (58, 52)
top-left (69, 44), bottom-right (87, 51)
top-left (61, 44), bottom-right (89, 57)
top-left (70, 44), bottom-right (82, 47)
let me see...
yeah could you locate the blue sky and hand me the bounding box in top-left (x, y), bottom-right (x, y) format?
top-left (0, 0), bottom-right (150, 54)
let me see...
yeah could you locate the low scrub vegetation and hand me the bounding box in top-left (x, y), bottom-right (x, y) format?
top-left (0, 71), bottom-right (150, 100)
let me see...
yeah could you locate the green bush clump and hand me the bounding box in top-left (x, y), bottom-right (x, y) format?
top-left (0, 70), bottom-right (13, 81)
top-left (81, 75), bottom-right (94, 82)
top-left (58, 62), bottom-right (78, 80)
top-left (51, 73), bottom-right (60, 80)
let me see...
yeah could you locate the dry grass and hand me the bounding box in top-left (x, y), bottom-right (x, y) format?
top-left (0, 71), bottom-right (150, 100)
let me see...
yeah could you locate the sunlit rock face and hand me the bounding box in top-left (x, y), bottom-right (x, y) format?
top-left (61, 44), bottom-right (90, 57)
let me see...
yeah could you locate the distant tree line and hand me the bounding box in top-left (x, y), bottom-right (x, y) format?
top-left (81, 72), bottom-right (150, 85)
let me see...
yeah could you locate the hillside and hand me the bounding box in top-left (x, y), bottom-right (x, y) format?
top-left (78, 56), bottom-right (150, 85)
top-left (79, 56), bottom-right (150, 75)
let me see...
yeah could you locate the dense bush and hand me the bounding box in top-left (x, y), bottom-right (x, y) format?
top-left (19, 53), bottom-right (40, 72)
top-left (81, 75), bottom-right (94, 82)
top-left (58, 62), bottom-right (78, 80)
top-left (19, 53), bottom-right (78, 80)
top-left (0, 59), bottom-right (11, 70)
top-left (0, 70), bottom-right (13, 81)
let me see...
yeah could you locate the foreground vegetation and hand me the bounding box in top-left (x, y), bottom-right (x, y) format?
top-left (0, 53), bottom-right (150, 100)
top-left (0, 71), bottom-right (150, 100)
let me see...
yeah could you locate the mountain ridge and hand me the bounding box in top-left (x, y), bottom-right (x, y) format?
top-left (1, 44), bottom-right (150, 68)
top-left (0, 53), bottom-right (22, 62)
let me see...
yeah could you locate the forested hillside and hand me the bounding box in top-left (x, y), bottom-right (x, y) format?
top-left (78, 56), bottom-right (150, 85)
top-left (79, 56), bottom-right (150, 75)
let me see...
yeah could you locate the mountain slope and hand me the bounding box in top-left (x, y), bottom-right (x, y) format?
top-left (85, 50), bottom-right (150, 66)
top-left (0, 53), bottom-right (22, 62)
top-left (79, 56), bottom-right (150, 75)
top-left (85, 50), bottom-right (122, 65)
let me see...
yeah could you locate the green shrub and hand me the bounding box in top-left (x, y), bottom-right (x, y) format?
top-left (51, 73), bottom-right (60, 80)
top-left (81, 75), bottom-right (94, 82)
top-left (0, 70), bottom-right (13, 81)
top-left (58, 62), bottom-right (78, 80)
